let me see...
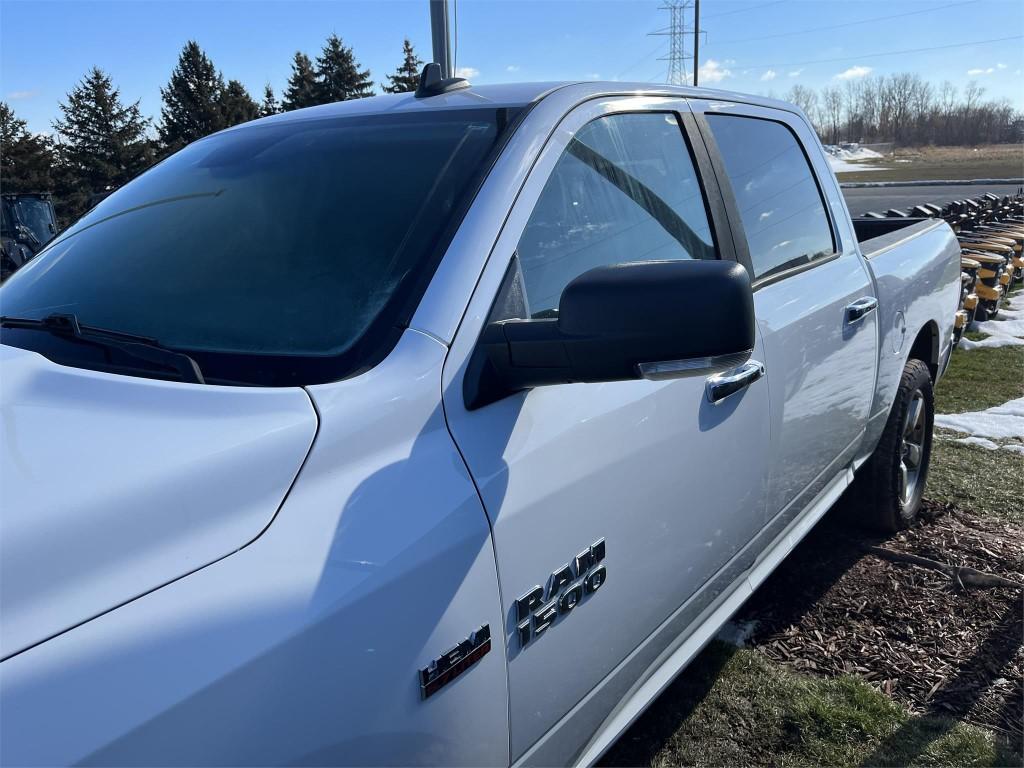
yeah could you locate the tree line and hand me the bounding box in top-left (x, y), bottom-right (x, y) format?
top-left (782, 73), bottom-right (1021, 147)
top-left (5, 42), bottom-right (1021, 228)
top-left (1, 35), bottom-right (424, 223)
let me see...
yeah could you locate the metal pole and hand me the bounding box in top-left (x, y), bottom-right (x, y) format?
top-left (693, 0), bottom-right (700, 86)
top-left (430, 0), bottom-right (453, 79)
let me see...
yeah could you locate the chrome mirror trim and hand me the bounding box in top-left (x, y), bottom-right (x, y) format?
top-left (637, 349), bottom-right (752, 381)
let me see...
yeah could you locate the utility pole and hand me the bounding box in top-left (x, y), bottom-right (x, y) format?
top-left (693, 0), bottom-right (700, 86)
top-left (650, 1), bottom-right (691, 86)
top-left (429, 0), bottom-right (453, 79)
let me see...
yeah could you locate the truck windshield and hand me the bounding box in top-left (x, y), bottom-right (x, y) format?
top-left (1, 108), bottom-right (510, 385)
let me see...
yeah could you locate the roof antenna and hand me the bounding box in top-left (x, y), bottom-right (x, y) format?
top-left (415, 63), bottom-right (470, 98)
top-left (417, 0), bottom-right (470, 97)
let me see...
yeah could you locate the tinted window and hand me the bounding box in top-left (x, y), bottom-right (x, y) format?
top-left (706, 114), bottom-right (834, 281)
top-left (1, 109), bottom-right (508, 385)
top-left (516, 112), bottom-right (716, 317)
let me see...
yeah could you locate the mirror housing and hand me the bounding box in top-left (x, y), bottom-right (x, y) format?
top-left (464, 260), bottom-right (755, 410)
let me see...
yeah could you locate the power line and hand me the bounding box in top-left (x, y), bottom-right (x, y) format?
top-left (737, 34), bottom-right (1023, 70)
top-left (709, 0), bottom-right (976, 44)
top-left (615, 39), bottom-right (669, 80)
top-left (701, 0), bottom-right (784, 20)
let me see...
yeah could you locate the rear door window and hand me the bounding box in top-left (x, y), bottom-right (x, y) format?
top-left (705, 114), bottom-right (834, 281)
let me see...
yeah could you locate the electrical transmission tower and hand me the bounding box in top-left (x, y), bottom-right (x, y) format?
top-left (650, 1), bottom-right (691, 86)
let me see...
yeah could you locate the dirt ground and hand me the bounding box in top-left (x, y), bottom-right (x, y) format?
top-left (741, 499), bottom-right (1023, 744)
top-left (837, 144), bottom-right (1024, 183)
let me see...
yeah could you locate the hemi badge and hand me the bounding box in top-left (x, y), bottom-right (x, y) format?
top-left (419, 624), bottom-right (491, 699)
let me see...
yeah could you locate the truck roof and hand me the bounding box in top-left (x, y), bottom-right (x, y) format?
top-left (228, 80), bottom-right (804, 132)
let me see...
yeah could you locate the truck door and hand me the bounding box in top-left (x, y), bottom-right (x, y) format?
top-left (441, 98), bottom-right (771, 763)
top-left (692, 101), bottom-right (878, 526)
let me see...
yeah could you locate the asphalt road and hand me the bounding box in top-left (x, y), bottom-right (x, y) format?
top-left (841, 183), bottom-right (1023, 217)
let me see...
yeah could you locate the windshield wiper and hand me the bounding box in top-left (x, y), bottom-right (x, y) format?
top-left (0, 313), bottom-right (205, 384)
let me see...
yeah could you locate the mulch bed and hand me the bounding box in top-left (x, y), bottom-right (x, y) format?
top-left (737, 498), bottom-right (1024, 743)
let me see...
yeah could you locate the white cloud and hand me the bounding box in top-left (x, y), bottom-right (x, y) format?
top-left (699, 59), bottom-right (733, 83)
top-left (760, 69), bottom-right (777, 81)
top-left (586, 72), bottom-right (600, 79)
top-left (996, 63), bottom-right (1007, 70)
top-left (788, 69), bottom-right (803, 78)
top-left (6, 90), bottom-right (36, 100)
top-left (505, 65), bottom-right (520, 73)
top-left (835, 65), bottom-right (872, 80)
top-left (966, 67), bottom-right (994, 75)
top-left (724, 59), bottom-right (737, 66)
top-left (455, 66), bottom-right (479, 79)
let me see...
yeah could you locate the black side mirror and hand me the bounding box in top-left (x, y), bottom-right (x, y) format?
top-left (464, 260), bottom-right (755, 410)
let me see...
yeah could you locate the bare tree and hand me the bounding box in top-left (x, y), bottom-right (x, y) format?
top-left (794, 72), bottom-right (1019, 147)
top-left (822, 86), bottom-right (843, 144)
top-left (785, 84), bottom-right (818, 119)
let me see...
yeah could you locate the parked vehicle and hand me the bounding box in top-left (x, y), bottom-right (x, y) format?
top-left (0, 81), bottom-right (961, 766)
top-left (0, 193), bottom-right (57, 281)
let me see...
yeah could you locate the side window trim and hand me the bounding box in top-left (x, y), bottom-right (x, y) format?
top-left (691, 106), bottom-right (841, 291)
top-left (678, 109), bottom-right (749, 277)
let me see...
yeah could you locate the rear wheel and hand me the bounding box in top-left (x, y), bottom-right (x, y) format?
top-left (855, 359), bottom-right (934, 532)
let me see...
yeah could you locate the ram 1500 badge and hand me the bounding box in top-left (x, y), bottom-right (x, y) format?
top-left (515, 539), bottom-right (607, 646)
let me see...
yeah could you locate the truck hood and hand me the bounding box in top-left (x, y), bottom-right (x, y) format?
top-left (0, 345), bottom-right (317, 659)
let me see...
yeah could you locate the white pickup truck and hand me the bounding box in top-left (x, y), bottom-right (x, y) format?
top-left (0, 80), bottom-right (960, 766)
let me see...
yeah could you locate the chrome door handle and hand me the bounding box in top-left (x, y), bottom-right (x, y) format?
top-left (706, 360), bottom-right (765, 405)
top-left (845, 296), bottom-right (878, 324)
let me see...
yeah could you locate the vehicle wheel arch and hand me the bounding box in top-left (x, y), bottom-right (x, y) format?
top-left (906, 320), bottom-right (940, 381)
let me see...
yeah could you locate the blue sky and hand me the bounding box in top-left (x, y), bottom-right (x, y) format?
top-left (2, 0), bottom-right (1022, 135)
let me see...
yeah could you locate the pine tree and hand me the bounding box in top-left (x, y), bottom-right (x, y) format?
top-left (260, 83), bottom-right (280, 117)
top-left (316, 34), bottom-right (374, 102)
top-left (52, 68), bottom-right (153, 219)
top-left (159, 41), bottom-right (226, 151)
top-left (221, 79), bottom-right (260, 127)
top-left (0, 102), bottom-right (55, 193)
top-left (282, 52), bottom-right (320, 111)
top-left (383, 39), bottom-right (422, 94)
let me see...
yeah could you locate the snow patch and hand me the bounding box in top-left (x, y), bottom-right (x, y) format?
top-left (824, 145), bottom-right (886, 174)
top-left (824, 144), bottom-right (884, 161)
top-left (961, 305), bottom-right (1024, 349)
top-left (936, 397), bottom-right (1024, 441)
top-left (952, 436), bottom-right (1000, 450)
top-left (717, 619), bottom-right (759, 647)
top-left (959, 336), bottom-right (1024, 349)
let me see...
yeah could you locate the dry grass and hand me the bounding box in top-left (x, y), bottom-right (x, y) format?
top-left (933, 345), bottom-right (1024, 415)
top-left (928, 440), bottom-right (1024, 524)
top-left (838, 144), bottom-right (1024, 182)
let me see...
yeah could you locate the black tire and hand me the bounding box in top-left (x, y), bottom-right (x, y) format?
top-left (975, 303), bottom-right (990, 323)
top-left (855, 359), bottom-right (934, 533)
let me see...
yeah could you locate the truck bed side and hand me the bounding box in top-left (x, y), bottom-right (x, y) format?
top-left (856, 217), bottom-right (962, 460)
